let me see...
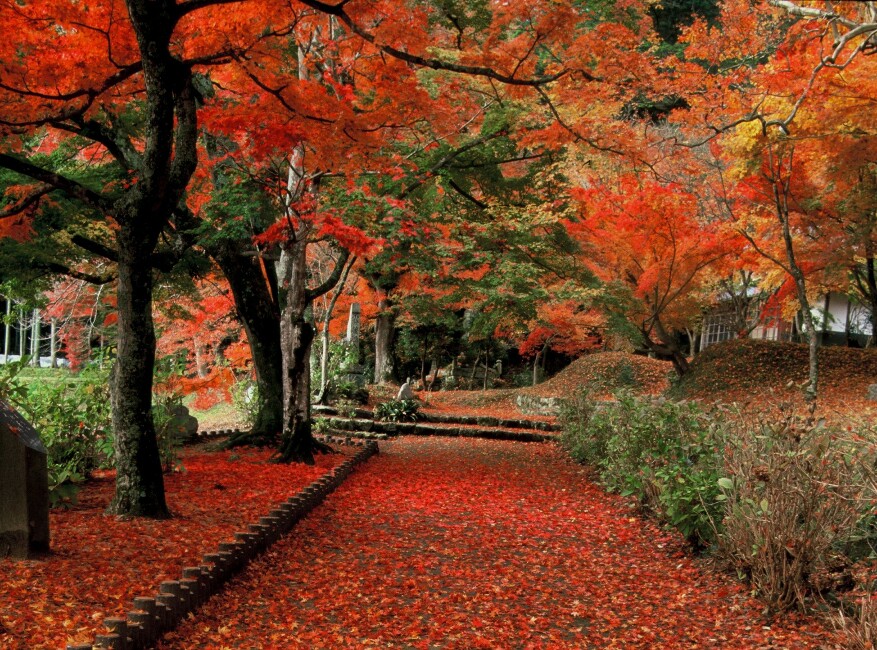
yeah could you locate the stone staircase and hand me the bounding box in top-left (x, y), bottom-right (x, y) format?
top-left (312, 405), bottom-right (561, 443)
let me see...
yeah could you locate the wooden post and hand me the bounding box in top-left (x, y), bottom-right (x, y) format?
top-left (18, 308), bottom-right (26, 359)
top-left (3, 300), bottom-right (10, 364)
top-left (30, 309), bottom-right (39, 367)
top-left (50, 318), bottom-right (58, 368)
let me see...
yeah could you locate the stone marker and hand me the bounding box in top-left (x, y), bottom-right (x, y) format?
top-left (344, 303), bottom-right (362, 362)
top-left (397, 378), bottom-right (414, 401)
top-left (868, 384), bottom-right (877, 402)
top-left (0, 399), bottom-right (49, 558)
top-left (340, 303), bottom-right (366, 389)
top-left (165, 404), bottom-right (199, 443)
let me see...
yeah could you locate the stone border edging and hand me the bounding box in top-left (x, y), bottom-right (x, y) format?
top-left (311, 405), bottom-right (561, 432)
top-left (65, 439), bottom-right (379, 650)
top-left (317, 417), bottom-right (556, 443)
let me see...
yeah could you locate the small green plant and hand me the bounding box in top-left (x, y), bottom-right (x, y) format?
top-left (334, 399), bottom-right (358, 419)
top-left (152, 390), bottom-right (185, 472)
top-left (374, 399), bottom-right (419, 422)
top-left (0, 362), bottom-right (112, 507)
top-left (312, 416), bottom-right (330, 435)
top-left (47, 464), bottom-right (84, 508)
top-left (561, 390), bottom-right (724, 549)
top-left (231, 377), bottom-right (260, 430)
top-left (331, 379), bottom-right (368, 405)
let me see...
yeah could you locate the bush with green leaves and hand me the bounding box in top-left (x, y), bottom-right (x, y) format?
top-left (561, 390), bottom-right (725, 549)
top-left (0, 360), bottom-right (112, 507)
top-left (231, 376), bottom-right (260, 429)
top-left (374, 399), bottom-right (420, 422)
top-left (152, 390), bottom-right (186, 473)
top-left (562, 391), bottom-right (877, 612)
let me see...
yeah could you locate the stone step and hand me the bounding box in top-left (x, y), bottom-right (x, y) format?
top-left (311, 404), bottom-right (560, 432)
top-left (322, 429), bottom-right (390, 442)
top-left (417, 411), bottom-right (560, 432)
top-left (403, 423), bottom-right (553, 443)
top-left (313, 415), bottom-right (556, 443)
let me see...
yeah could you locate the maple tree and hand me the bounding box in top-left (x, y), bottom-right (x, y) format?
top-left (667, 0), bottom-right (877, 397)
top-left (566, 174), bottom-right (732, 374)
top-left (0, 0), bottom-right (233, 517)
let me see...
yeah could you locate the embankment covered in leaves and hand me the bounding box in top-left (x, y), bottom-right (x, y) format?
top-left (518, 351), bottom-right (674, 399)
top-left (673, 339), bottom-right (877, 410)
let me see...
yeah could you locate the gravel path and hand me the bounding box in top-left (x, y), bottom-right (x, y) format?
top-left (158, 437), bottom-right (840, 649)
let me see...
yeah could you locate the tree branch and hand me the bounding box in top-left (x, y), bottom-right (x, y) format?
top-left (71, 234), bottom-right (118, 263)
top-left (447, 178), bottom-right (488, 208)
top-left (0, 184), bottom-right (52, 218)
top-left (307, 247), bottom-right (352, 300)
top-left (0, 155), bottom-right (112, 211)
top-left (40, 261), bottom-right (116, 285)
top-left (297, 0), bottom-right (575, 86)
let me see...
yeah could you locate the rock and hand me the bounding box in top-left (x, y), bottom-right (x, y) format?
top-left (868, 384), bottom-right (877, 401)
top-left (166, 404), bottom-right (198, 442)
top-left (397, 379), bottom-right (414, 401)
top-left (0, 399), bottom-right (49, 558)
top-left (515, 394), bottom-right (566, 416)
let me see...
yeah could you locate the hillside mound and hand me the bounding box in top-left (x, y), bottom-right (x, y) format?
top-left (413, 352), bottom-right (673, 417)
top-left (673, 339), bottom-right (877, 411)
top-left (518, 351), bottom-right (674, 399)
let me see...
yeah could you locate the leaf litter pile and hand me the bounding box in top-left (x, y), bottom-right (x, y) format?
top-left (160, 437), bottom-right (840, 649)
top-left (673, 339), bottom-right (877, 416)
top-left (414, 352), bottom-right (673, 418)
top-left (0, 446), bottom-right (347, 650)
top-left (421, 342), bottom-right (877, 425)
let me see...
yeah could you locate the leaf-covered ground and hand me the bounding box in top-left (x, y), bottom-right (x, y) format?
top-left (415, 343), bottom-right (877, 424)
top-left (411, 352), bottom-right (674, 418)
top-left (0, 446), bottom-right (346, 650)
top-left (159, 437), bottom-right (841, 649)
top-left (672, 339), bottom-right (877, 418)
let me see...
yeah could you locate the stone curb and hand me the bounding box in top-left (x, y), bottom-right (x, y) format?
top-left (317, 418), bottom-right (556, 443)
top-left (66, 439), bottom-right (379, 650)
top-left (311, 404), bottom-right (561, 432)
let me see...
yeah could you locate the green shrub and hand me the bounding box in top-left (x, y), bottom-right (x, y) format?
top-left (152, 390), bottom-right (185, 472)
top-left (0, 361), bottom-right (112, 507)
top-left (374, 399), bottom-right (419, 422)
top-left (562, 391), bottom-right (877, 612)
top-left (561, 390), bottom-right (724, 549)
top-left (332, 380), bottom-right (368, 404)
top-left (231, 377), bottom-right (260, 430)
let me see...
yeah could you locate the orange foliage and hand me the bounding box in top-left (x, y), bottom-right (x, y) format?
top-left (570, 176), bottom-right (733, 333)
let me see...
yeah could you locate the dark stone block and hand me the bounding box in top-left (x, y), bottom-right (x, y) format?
top-left (0, 399), bottom-right (49, 559)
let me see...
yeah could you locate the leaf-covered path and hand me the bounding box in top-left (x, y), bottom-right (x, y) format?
top-left (159, 437), bottom-right (838, 649)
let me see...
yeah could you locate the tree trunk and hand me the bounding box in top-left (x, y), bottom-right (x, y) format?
top-left (18, 308), bottom-right (25, 358)
top-left (4, 300), bottom-right (10, 363)
top-left (774, 165), bottom-right (818, 402)
top-left (316, 255), bottom-right (354, 403)
top-left (105, 0), bottom-right (198, 517)
top-left (50, 318), bottom-right (57, 368)
top-left (642, 319), bottom-right (691, 376)
top-left (275, 239), bottom-right (319, 464)
top-left (374, 297), bottom-right (395, 384)
top-left (107, 240), bottom-right (169, 518)
top-left (214, 244), bottom-right (284, 446)
top-left (853, 257), bottom-right (877, 348)
top-left (30, 309), bottom-right (39, 366)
